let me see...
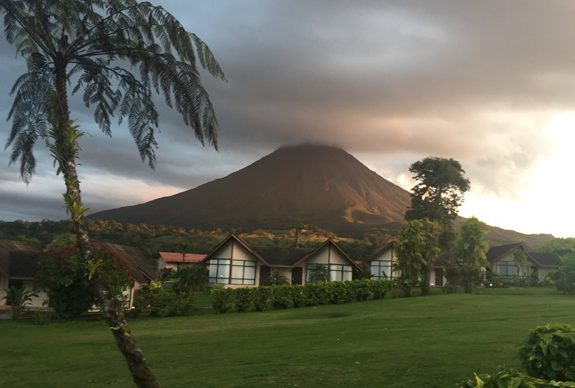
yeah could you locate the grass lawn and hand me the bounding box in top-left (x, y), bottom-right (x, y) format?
top-left (1, 287), bottom-right (574, 387)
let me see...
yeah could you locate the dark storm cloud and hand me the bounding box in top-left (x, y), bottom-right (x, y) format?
top-left (1, 0), bottom-right (574, 221)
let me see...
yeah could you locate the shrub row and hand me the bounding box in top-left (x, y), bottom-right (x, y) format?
top-left (132, 287), bottom-right (195, 317)
top-left (211, 279), bottom-right (392, 313)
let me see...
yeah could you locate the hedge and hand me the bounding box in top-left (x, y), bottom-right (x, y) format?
top-left (211, 279), bottom-right (393, 313)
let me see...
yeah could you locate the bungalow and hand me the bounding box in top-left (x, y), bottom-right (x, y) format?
top-left (0, 240), bottom-right (157, 310)
top-left (486, 242), bottom-right (537, 281)
top-left (0, 240), bottom-right (49, 309)
top-left (529, 252), bottom-right (562, 281)
top-left (368, 243), bottom-right (445, 286)
top-left (368, 243), bottom-right (399, 280)
top-left (157, 252), bottom-right (206, 273)
top-left (201, 234), bottom-right (362, 287)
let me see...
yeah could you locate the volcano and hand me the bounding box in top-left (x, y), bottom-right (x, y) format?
top-left (90, 144), bottom-right (411, 234)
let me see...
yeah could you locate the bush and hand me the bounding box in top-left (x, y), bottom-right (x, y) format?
top-left (37, 246), bottom-right (131, 319)
top-left (211, 287), bottom-right (235, 313)
top-left (266, 270), bottom-right (289, 285)
top-left (519, 324), bottom-right (575, 381)
top-left (461, 368), bottom-right (575, 387)
top-left (133, 286), bottom-right (195, 317)
top-left (173, 265), bottom-right (209, 294)
top-left (551, 258), bottom-right (575, 294)
top-left (234, 287), bottom-right (255, 312)
top-left (210, 279), bottom-right (393, 313)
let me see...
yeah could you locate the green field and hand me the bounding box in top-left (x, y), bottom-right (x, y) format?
top-left (1, 288), bottom-right (574, 387)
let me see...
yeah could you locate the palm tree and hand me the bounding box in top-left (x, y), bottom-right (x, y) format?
top-left (0, 1), bottom-right (224, 386)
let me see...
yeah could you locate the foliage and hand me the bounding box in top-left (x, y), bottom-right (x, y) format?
top-left (132, 286), bottom-right (195, 317)
top-left (210, 287), bottom-right (235, 313)
top-left (539, 238), bottom-right (575, 258)
top-left (2, 286), bottom-right (38, 319)
top-left (395, 219), bottom-right (441, 296)
top-left (551, 257), bottom-right (575, 294)
top-left (451, 217), bottom-right (489, 293)
top-left (37, 246), bottom-right (130, 319)
top-left (405, 157), bottom-right (470, 224)
top-left (519, 324), bottom-right (575, 382)
top-left (266, 270), bottom-right (290, 285)
top-left (307, 264), bottom-right (330, 282)
top-left (172, 265), bottom-right (209, 294)
top-left (461, 368), bottom-right (575, 387)
top-left (211, 279), bottom-right (392, 313)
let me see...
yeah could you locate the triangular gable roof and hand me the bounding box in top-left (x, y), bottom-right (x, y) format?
top-left (486, 242), bottom-right (536, 265)
top-left (529, 252), bottom-right (562, 268)
top-left (486, 242), bottom-right (523, 262)
top-left (368, 242), bottom-right (396, 262)
top-left (292, 239), bottom-right (363, 271)
top-left (201, 234), bottom-right (271, 267)
top-left (252, 246), bottom-right (313, 267)
top-left (159, 252), bottom-right (206, 264)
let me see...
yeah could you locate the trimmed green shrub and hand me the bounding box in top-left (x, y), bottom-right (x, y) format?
top-left (133, 286), bottom-right (195, 317)
top-left (254, 286), bottom-right (273, 312)
top-left (234, 287), bottom-right (255, 312)
top-left (210, 279), bottom-right (393, 313)
top-left (266, 270), bottom-right (289, 285)
top-left (519, 324), bottom-right (575, 381)
top-left (211, 287), bottom-right (235, 313)
top-left (271, 285), bottom-right (293, 309)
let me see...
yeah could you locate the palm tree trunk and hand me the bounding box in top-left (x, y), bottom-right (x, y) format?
top-left (53, 54), bottom-right (159, 388)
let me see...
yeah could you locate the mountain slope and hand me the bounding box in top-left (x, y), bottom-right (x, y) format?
top-left (90, 144), bottom-right (553, 247)
top-left (90, 144), bottom-right (411, 233)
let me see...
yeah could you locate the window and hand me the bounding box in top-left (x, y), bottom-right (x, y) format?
top-left (208, 259), bottom-right (256, 285)
top-left (306, 263), bottom-right (352, 282)
top-left (208, 259), bottom-right (230, 284)
top-left (231, 260), bottom-right (256, 285)
top-left (495, 260), bottom-right (519, 277)
top-left (306, 263), bottom-right (329, 282)
top-left (370, 260), bottom-right (393, 280)
top-left (330, 264), bottom-right (352, 282)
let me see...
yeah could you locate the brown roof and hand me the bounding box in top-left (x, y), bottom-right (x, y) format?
top-left (529, 252), bottom-right (562, 268)
top-left (159, 252), bottom-right (206, 264)
top-left (0, 240), bottom-right (41, 279)
top-left (93, 242), bottom-right (157, 283)
top-left (252, 246), bottom-right (313, 267)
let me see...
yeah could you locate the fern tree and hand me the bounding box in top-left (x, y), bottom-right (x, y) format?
top-left (0, 1), bottom-right (224, 386)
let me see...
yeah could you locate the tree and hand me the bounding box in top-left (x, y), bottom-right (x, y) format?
top-left (451, 217), bottom-right (489, 293)
top-left (0, 1), bottom-right (224, 386)
top-left (405, 157), bottom-right (470, 247)
top-left (395, 219), bottom-right (441, 296)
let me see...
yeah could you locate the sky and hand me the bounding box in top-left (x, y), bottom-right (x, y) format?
top-left (0, 0), bottom-right (574, 238)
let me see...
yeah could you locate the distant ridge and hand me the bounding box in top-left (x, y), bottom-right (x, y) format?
top-left (89, 144), bottom-right (552, 248)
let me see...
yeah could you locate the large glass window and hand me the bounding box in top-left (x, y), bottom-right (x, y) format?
top-left (209, 259), bottom-right (230, 284)
top-left (495, 260), bottom-right (519, 277)
top-left (231, 260), bottom-right (256, 285)
top-left (330, 264), bottom-right (353, 281)
top-left (209, 259), bottom-right (256, 285)
top-left (306, 263), bottom-right (352, 282)
top-left (370, 260), bottom-right (393, 280)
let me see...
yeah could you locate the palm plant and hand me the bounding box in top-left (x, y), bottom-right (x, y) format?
top-left (0, 1), bottom-right (224, 386)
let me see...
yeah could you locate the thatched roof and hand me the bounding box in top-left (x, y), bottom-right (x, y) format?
top-left (92, 242), bottom-right (157, 283)
top-left (0, 240), bottom-right (41, 279)
top-left (0, 240), bottom-right (156, 283)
